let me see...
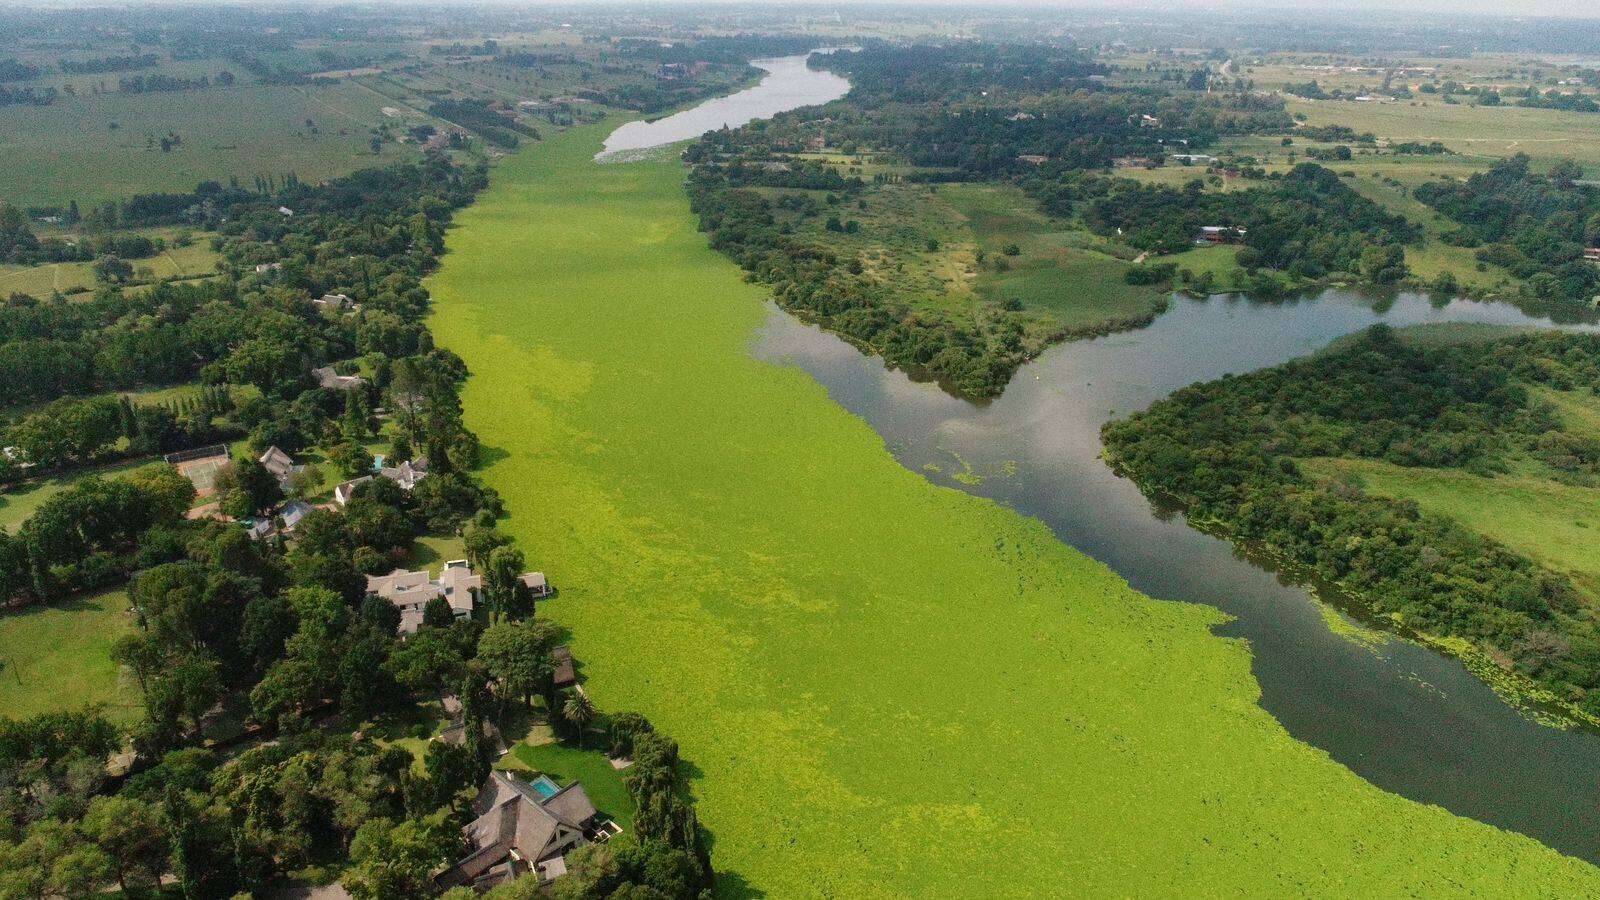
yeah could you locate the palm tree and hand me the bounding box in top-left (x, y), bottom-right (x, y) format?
top-left (563, 690), bottom-right (596, 744)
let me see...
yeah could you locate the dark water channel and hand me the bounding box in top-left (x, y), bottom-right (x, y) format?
top-left (753, 289), bottom-right (1600, 863)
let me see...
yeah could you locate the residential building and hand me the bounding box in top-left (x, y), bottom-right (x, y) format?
top-left (1198, 225), bottom-right (1247, 245)
top-left (551, 645), bottom-right (577, 688)
top-left (311, 292), bottom-right (355, 314)
top-left (1585, 247), bottom-right (1600, 262)
top-left (366, 560), bottom-right (482, 634)
top-left (1016, 154), bottom-right (1049, 165)
top-left (254, 262), bottom-right (283, 273)
top-left (378, 456), bottom-right (429, 491)
top-left (520, 571), bottom-right (554, 599)
top-left (436, 771), bottom-right (611, 892)
top-left (314, 365), bottom-right (366, 391)
top-left (333, 476), bottom-right (372, 507)
top-left (259, 445), bottom-right (298, 490)
top-left (279, 500), bottom-right (314, 534)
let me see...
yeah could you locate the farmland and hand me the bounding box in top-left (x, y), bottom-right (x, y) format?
top-left (425, 122), bottom-right (1600, 896)
top-left (0, 228), bottom-right (222, 298)
top-left (0, 83), bottom-right (418, 208)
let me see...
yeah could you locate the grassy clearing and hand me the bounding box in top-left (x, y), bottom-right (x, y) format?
top-left (1289, 97), bottom-right (1600, 166)
top-left (0, 458), bottom-right (162, 533)
top-left (940, 182), bottom-right (1165, 328)
top-left (0, 83), bottom-right (416, 207)
top-left (0, 589), bottom-right (138, 723)
top-left (425, 122), bottom-right (1600, 896)
top-left (0, 231), bottom-right (222, 299)
top-left (1302, 456), bottom-right (1600, 603)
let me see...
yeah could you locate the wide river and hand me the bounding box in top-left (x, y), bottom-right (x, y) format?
top-left (608, 54), bottom-right (1600, 863)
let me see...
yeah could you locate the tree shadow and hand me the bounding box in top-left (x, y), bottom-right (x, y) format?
top-left (477, 444), bottom-right (512, 467)
top-left (712, 871), bottom-right (767, 900)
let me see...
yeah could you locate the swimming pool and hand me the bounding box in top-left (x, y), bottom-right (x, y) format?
top-left (529, 774), bottom-right (560, 798)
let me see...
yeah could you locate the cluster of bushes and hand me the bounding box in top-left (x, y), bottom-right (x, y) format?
top-left (1416, 154), bottom-right (1600, 303)
top-left (1103, 325), bottom-right (1600, 714)
top-left (1077, 163), bottom-right (1418, 281)
top-left (0, 207), bottom-right (176, 267)
top-left (0, 58), bottom-right (40, 81)
top-left (59, 53), bottom-right (159, 74)
top-left (117, 72), bottom-right (210, 94)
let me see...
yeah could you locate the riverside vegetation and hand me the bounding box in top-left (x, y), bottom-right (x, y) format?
top-left (0, 148), bottom-right (712, 898)
top-left (425, 119), bottom-right (1600, 896)
top-left (1104, 324), bottom-right (1600, 721)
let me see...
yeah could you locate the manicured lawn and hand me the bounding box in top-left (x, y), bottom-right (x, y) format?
top-left (501, 740), bottom-right (636, 827)
top-left (0, 590), bottom-right (139, 723)
top-left (426, 122), bottom-right (1600, 895)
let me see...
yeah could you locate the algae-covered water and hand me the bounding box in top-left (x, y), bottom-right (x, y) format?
top-left (426, 109), bottom-right (1600, 893)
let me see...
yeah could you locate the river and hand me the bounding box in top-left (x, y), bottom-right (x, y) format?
top-left (606, 55), bottom-right (1600, 863)
top-left (598, 53), bottom-right (849, 159)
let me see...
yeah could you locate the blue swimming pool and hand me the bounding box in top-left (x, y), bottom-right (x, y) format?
top-left (529, 775), bottom-right (560, 798)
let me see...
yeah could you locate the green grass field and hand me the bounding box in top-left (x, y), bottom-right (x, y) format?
top-left (0, 589), bottom-right (139, 723)
top-left (0, 230), bottom-right (222, 299)
top-left (1302, 456), bottom-right (1600, 603)
top-left (0, 458), bottom-right (162, 533)
top-left (0, 83), bottom-right (417, 207)
top-left (1289, 97), bottom-right (1600, 166)
top-left (501, 741), bottom-right (637, 828)
top-left (941, 182), bottom-right (1166, 328)
top-left (425, 121), bottom-right (1600, 896)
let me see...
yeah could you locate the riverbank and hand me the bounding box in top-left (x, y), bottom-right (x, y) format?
top-left (425, 121), bottom-right (1600, 894)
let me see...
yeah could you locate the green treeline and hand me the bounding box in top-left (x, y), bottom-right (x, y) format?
top-left (0, 151), bottom-right (716, 898)
top-left (1064, 163), bottom-right (1419, 284)
top-left (1415, 154), bottom-right (1600, 303)
top-left (686, 41), bottom-right (1294, 397)
top-left (1103, 325), bottom-right (1600, 715)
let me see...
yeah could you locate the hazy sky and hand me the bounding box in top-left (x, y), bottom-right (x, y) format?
top-left (23, 0), bottom-right (1600, 21)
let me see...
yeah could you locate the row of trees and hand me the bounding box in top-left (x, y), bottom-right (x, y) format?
top-left (1103, 325), bottom-right (1600, 714)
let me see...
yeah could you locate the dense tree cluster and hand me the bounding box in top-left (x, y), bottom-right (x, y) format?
top-left (59, 54), bottom-right (159, 74)
top-left (1416, 154), bottom-right (1600, 302)
top-left (1074, 163), bottom-right (1419, 281)
top-left (1104, 325), bottom-right (1600, 712)
top-left (0, 58), bottom-right (40, 82)
top-left (0, 145), bottom-right (717, 895)
top-left (0, 205), bottom-right (177, 266)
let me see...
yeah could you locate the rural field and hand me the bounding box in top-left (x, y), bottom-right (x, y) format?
top-left (425, 123), bottom-right (1600, 896)
top-left (0, 590), bottom-right (138, 723)
top-left (1289, 97), bottom-right (1600, 166)
top-left (0, 82), bottom-right (416, 207)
